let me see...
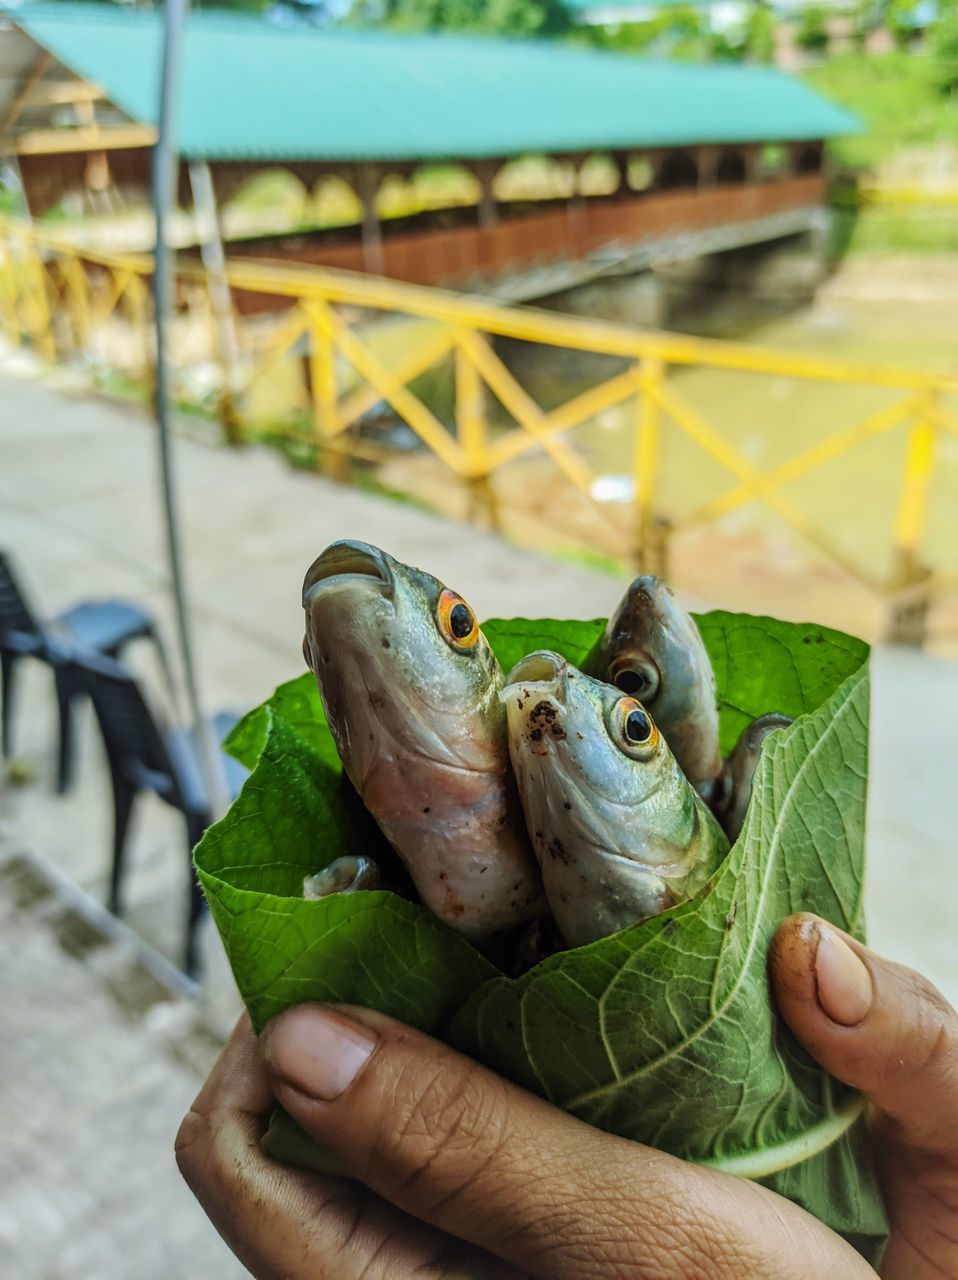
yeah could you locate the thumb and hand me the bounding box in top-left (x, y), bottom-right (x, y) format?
top-left (770, 913), bottom-right (958, 1159)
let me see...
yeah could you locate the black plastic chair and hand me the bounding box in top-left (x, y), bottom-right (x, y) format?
top-left (0, 550), bottom-right (167, 792)
top-left (65, 650), bottom-right (247, 976)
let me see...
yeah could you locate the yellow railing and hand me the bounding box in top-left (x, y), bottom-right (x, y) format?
top-left (2, 215), bottom-right (957, 640)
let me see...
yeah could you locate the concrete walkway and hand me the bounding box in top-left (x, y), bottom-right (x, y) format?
top-left (2, 358), bottom-right (958, 1276)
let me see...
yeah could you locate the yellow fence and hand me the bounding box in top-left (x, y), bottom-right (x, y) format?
top-left (2, 215), bottom-right (957, 639)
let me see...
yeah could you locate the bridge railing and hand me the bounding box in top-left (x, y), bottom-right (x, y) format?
top-left (2, 215), bottom-right (957, 642)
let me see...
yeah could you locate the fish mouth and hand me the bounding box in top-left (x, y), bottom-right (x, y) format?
top-left (302, 540), bottom-right (393, 607)
top-left (630, 575), bottom-right (671, 613)
top-left (502, 651), bottom-right (570, 710)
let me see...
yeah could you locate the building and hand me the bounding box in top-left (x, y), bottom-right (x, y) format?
top-left (0, 3), bottom-right (856, 303)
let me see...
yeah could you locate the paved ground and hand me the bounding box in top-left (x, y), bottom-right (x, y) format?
top-left (2, 357), bottom-right (958, 1276)
top-left (0, 851), bottom-right (248, 1280)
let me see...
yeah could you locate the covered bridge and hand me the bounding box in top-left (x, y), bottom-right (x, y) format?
top-left (1, 4), bottom-right (857, 297)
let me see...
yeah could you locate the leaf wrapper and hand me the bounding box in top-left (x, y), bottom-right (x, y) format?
top-left (197, 611), bottom-right (888, 1265)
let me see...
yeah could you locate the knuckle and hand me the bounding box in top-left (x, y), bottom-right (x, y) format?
top-left (890, 965), bottom-right (958, 1080)
top-left (173, 1104), bottom-right (213, 1189)
top-left (372, 1053), bottom-right (512, 1215)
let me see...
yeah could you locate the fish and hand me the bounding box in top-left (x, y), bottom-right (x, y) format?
top-left (503, 651), bottom-right (730, 948)
top-left (583, 576), bottom-right (722, 800)
top-left (716, 714), bottom-right (793, 842)
top-left (302, 539), bottom-right (545, 939)
top-left (303, 855), bottom-right (379, 900)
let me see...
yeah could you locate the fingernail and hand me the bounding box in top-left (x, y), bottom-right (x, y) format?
top-left (814, 927), bottom-right (873, 1026)
top-left (262, 1007), bottom-right (377, 1100)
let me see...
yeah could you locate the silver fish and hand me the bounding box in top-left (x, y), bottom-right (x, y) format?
top-left (302, 540), bottom-right (544, 939)
top-left (504, 651), bottom-right (729, 948)
top-left (716, 714), bottom-right (793, 842)
top-left (303, 855), bottom-right (379, 900)
top-left (583, 576), bottom-right (721, 800)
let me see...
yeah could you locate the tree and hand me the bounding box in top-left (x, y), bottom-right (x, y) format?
top-left (885, 0), bottom-right (920, 48)
top-left (795, 5), bottom-right (829, 53)
top-left (743, 4), bottom-right (775, 63)
top-left (932, 5), bottom-right (958, 93)
top-left (345, 0), bottom-right (571, 37)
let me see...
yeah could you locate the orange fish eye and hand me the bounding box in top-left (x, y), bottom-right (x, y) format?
top-left (614, 696), bottom-right (659, 757)
top-left (437, 588), bottom-right (479, 650)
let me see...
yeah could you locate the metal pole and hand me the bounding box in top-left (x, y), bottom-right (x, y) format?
top-left (188, 160), bottom-right (242, 444)
top-left (153, 0), bottom-right (229, 819)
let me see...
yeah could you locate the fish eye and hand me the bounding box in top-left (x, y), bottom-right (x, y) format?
top-left (612, 697), bottom-right (659, 758)
top-left (302, 634), bottom-right (312, 668)
top-left (610, 658), bottom-right (659, 701)
top-left (615, 668), bottom-right (649, 696)
top-left (437, 588), bottom-right (480, 650)
top-left (625, 708), bottom-right (653, 742)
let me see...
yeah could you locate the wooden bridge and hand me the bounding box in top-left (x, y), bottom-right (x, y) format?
top-left (1, 6), bottom-right (852, 299)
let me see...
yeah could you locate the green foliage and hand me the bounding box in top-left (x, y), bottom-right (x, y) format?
top-left (744, 4), bottom-right (775, 63)
top-left (199, 609), bottom-right (884, 1261)
top-left (581, 7), bottom-right (705, 59)
top-left (932, 9), bottom-right (958, 93)
top-left (796, 5), bottom-right (830, 52)
top-left (885, 0), bottom-right (922, 49)
top-left (346, 0), bottom-right (571, 37)
top-left (802, 50), bottom-right (958, 169)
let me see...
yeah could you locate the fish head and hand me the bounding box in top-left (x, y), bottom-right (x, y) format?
top-left (586, 576), bottom-right (720, 794)
top-left (302, 540), bottom-right (504, 788)
top-left (504, 652), bottom-right (727, 945)
top-left (503, 650), bottom-right (675, 810)
top-left (718, 712), bottom-right (793, 841)
top-left (593, 576), bottom-right (708, 714)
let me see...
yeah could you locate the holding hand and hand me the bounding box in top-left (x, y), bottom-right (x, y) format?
top-left (177, 915), bottom-right (958, 1279)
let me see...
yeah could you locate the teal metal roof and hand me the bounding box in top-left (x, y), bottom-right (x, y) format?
top-left (9, 4), bottom-right (858, 162)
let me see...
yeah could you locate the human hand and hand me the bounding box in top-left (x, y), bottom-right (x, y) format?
top-left (771, 913), bottom-right (958, 1280)
top-left (176, 914), bottom-right (958, 1279)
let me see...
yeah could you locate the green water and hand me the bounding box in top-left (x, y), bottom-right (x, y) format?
top-left (503, 291), bottom-right (958, 586)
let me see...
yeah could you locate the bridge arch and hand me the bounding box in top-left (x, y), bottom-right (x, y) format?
top-left (656, 150), bottom-right (699, 191)
top-left (716, 150), bottom-right (747, 185)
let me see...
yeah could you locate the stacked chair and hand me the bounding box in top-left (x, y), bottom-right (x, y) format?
top-left (0, 552), bottom-right (246, 975)
top-left (0, 550), bottom-right (167, 792)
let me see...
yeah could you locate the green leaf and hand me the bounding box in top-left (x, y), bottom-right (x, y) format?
top-left (196, 609), bottom-right (886, 1264)
top-left (695, 612), bottom-right (870, 757)
top-left (483, 616), bottom-right (605, 676)
top-left (447, 663), bottom-right (885, 1261)
top-left (224, 673), bottom-right (336, 771)
top-left (196, 711), bottom-right (496, 1031)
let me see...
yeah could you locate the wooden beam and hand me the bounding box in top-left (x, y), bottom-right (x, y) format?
top-left (1, 50), bottom-right (53, 136)
top-left (25, 80), bottom-right (107, 109)
top-left (16, 124), bottom-right (157, 156)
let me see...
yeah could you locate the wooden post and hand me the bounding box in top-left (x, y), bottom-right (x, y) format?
top-left (455, 331), bottom-right (498, 529)
top-left (886, 403), bottom-right (937, 646)
top-left (566, 155), bottom-right (587, 255)
top-left (305, 297), bottom-right (349, 482)
top-left (698, 145), bottom-right (720, 188)
top-left (356, 164), bottom-right (384, 276)
top-left (188, 160), bottom-right (242, 444)
top-left (473, 160), bottom-right (499, 229)
top-left (633, 356), bottom-right (667, 574)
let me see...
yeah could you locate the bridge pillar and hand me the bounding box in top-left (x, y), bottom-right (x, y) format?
top-left (471, 160), bottom-right (500, 229)
top-left (356, 164), bottom-right (384, 276)
top-left (697, 145), bottom-right (721, 187)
